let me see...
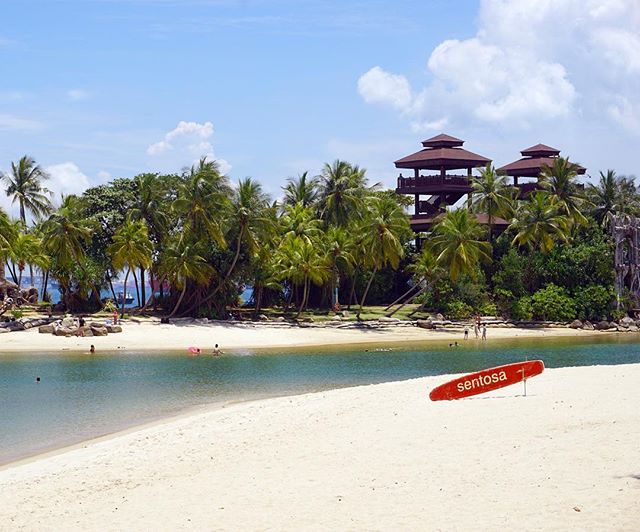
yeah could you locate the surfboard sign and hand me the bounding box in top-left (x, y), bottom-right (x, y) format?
top-left (429, 360), bottom-right (545, 401)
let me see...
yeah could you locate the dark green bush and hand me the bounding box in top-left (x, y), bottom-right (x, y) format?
top-left (511, 296), bottom-right (533, 320)
top-left (574, 285), bottom-right (615, 321)
top-left (445, 300), bottom-right (474, 319)
top-left (531, 284), bottom-right (576, 321)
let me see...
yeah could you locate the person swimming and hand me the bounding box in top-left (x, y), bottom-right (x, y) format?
top-left (90, 345), bottom-right (95, 353)
top-left (212, 344), bottom-right (222, 356)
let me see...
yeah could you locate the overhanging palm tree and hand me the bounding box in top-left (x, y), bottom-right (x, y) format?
top-left (510, 191), bottom-right (569, 254)
top-left (427, 208), bottom-right (492, 282)
top-left (2, 155), bottom-right (53, 224)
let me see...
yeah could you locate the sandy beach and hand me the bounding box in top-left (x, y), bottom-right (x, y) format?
top-left (0, 318), bottom-right (603, 353)
top-left (0, 363), bottom-right (638, 530)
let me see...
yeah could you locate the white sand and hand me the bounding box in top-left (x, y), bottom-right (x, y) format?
top-left (0, 318), bottom-right (602, 353)
top-left (1, 363), bottom-right (638, 531)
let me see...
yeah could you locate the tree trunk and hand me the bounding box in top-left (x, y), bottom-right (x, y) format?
top-left (296, 276), bottom-right (309, 318)
top-left (284, 283), bottom-right (294, 311)
top-left (168, 282), bottom-right (188, 318)
top-left (140, 267), bottom-right (146, 309)
top-left (17, 267), bottom-right (23, 289)
top-left (385, 282), bottom-right (421, 311)
top-left (43, 270), bottom-right (50, 302)
top-left (357, 267), bottom-right (378, 320)
top-left (388, 284), bottom-right (429, 317)
top-left (132, 269), bottom-right (140, 308)
top-left (255, 285), bottom-right (264, 316)
top-left (120, 268), bottom-right (131, 318)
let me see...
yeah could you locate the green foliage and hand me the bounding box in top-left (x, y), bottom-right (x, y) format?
top-left (493, 249), bottom-right (526, 298)
top-left (102, 299), bottom-right (117, 312)
top-left (574, 285), bottom-right (614, 321)
top-left (445, 300), bottom-right (474, 319)
top-left (478, 302), bottom-right (498, 316)
top-left (531, 284), bottom-right (576, 321)
top-left (10, 309), bottom-right (24, 319)
top-left (511, 296), bottom-right (533, 320)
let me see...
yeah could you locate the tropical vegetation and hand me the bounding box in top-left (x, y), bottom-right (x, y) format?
top-left (0, 154), bottom-right (636, 323)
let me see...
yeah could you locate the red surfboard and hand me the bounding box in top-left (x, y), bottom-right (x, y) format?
top-left (429, 360), bottom-right (545, 401)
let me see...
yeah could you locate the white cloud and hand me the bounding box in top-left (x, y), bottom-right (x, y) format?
top-left (45, 162), bottom-right (92, 199)
top-left (97, 170), bottom-right (112, 181)
top-left (0, 114), bottom-right (43, 131)
top-left (357, 0), bottom-right (640, 132)
top-left (67, 89), bottom-right (90, 101)
top-left (147, 120), bottom-right (231, 173)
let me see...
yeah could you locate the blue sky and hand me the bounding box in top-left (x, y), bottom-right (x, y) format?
top-left (1, 0), bottom-right (639, 213)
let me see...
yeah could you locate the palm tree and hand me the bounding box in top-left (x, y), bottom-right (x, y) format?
top-left (280, 202), bottom-right (323, 245)
top-left (9, 232), bottom-right (45, 289)
top-left (108, 219), bottom-right (153, 318)
top-left (0, 208), bottom-right (17, 290)
top-left (2, 156), bottom-right (52, 224)
top-left (317, 160), bottom-right (376, 226)
top-left (471, 164), bottom-right (514, 240)
top-left (539, 157), bottom-right (588, 226)
top-left (510, 191), bottom-right (569, 254)
top-left (356, 196), bottom-right (409, 319)
top-left (277, 237), bottom-right (330, 318)
top-left (172, 157), bottom-right (230, 246)
top-left (586, 170), bottom-right (617, 225)
top-left (282, 171), bottom-right (319, 208)
top-left (324, 226), bottom-right (355, 309)
top-left (159, 239), bottom-right (214, 318)
top-left (427, 208), bottom-right (492, 282)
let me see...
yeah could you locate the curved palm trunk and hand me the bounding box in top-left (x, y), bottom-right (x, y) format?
top-left (17, 267), bottom-right (23, 290)
top-left (107, 271), bottom-right (118, 302)
top-left (385, 282), bottom-right (421, 311)
top-left (168, 282), bottom-right (188, 318)
top-left (120, 268), bottom-right (131, 318)
top-left (132, 269), bottom-right (140, 308)
top-left (357, 266), bottom-right (378, 320)
top-left (140, 267), bottom-right (146, 309)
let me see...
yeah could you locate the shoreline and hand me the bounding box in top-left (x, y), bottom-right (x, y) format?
top-left (1, 363), bottom-right (638, 530)
top-left (0, 318), bottom-right (614, 354)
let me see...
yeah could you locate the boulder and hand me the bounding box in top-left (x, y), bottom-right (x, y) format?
top-left (619, 316), bottom-right (635, 327)
top-left (274, 316), bottom-right (286, 322)
top-left (628, 324), bottom-right (639, 332)
top-left (435, 313), bottom-right (445, 321)
top-left (259, 314), bottom-right (270, 321)
top-left (378, 316), bottom-right (400, 323)
top-left (569, 319), bottom-right (583, 329)
top-left (90, 325), bottom-right (108, 336)
top-left (105, 324), bottom-right (122, 333)
top-left (595, 320), bottom-right (613, 330)
top-left (417, 319), bottom-right (434, 329)
top-left (582, 321), bottom-right (595, 330)
top-left (79, 326), bottom-right (94, 337)
top-left (54, 326), bottom-right (77, 337)
top-left (38, 324), bottom-right (55, 334)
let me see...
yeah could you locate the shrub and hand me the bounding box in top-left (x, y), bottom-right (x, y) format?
top-left (445, 300), bottom-right (474, 319)
top-left (574, 285), bottom-right (615, 321)
top-left (478, 302), bottom-right (498, 316)
top-left (511, 296), bottom-right (533, 320)
top-left (531, 284), bottom-right (576, 321)
top-left (102, 299), bottom-right (117, 312)
top-left (10, 309), bottom-right (24, 319)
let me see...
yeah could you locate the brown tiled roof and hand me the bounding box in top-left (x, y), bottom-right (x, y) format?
top-left (520, 143), bottom-right (561, 157)
top-left (421, 133), bottom-right (464, 147)
top-left (395, 147), bottom-right (491, 170)
top-left (498, 156), bottom-right (586, 178)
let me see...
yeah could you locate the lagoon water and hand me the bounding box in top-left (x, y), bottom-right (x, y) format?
top-left (2, 335), bottom-right (640, 465)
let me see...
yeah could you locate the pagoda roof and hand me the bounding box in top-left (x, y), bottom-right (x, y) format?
top-left (520, 143), bottom-right (561, 157)
top-left (498, 145), bottom-right (586, 178)
top-left (421, 133), bottom-right (464, 148)
top-left (395, 134), bottom-right (491, 170)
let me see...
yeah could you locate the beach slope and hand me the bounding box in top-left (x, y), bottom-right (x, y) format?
top-left (1, 364), bottom-right (638, 530)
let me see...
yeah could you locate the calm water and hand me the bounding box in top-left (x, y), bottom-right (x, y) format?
top-left (2, 335), bottom-right (640, 465)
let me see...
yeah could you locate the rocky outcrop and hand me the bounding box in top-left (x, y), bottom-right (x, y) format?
top-left (105, 324), bottom-right (122, 333)
top-left (569, 319), bottom-right (583, 329)
top-left (417, 319), bottom-right (434, 329)
top-left (90, 325), bottom-right (108, 336)
top-left (39, 324), bottom-right (55, 334)
top-left (582, 321), bottom-right (595, 330)
top-left (619, 316), bottom-right (635, 327)
top-left (595, 320), bottom-right (613, 330)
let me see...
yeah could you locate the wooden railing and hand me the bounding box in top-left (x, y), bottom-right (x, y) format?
top-left (397, 174), bottom-right (469, 189)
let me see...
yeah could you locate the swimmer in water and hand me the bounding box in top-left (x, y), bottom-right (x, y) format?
top-left (212, 344), bottom-right (222, 356)
top-left (90, 345), bottom-right (95, 353)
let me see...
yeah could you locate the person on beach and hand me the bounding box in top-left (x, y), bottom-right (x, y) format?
top-left (482, 325), bottom-right (487, 340)
top-left (464, 327), bottom-right (469, 340)
top-left (112, 310), bottom-right (118, 325)
top-left (212, 344), bottom-right (222, 356)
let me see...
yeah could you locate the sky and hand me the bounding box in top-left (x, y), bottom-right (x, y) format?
top-left (1, 0), bottom-right (639, 216)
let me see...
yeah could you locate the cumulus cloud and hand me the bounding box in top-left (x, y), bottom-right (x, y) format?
top-left (147, 120), bottom-right (231, 173)
top-left (45, 162), bottom-right (92, 198)
top-left (357, 0), bottom-right (640, 132)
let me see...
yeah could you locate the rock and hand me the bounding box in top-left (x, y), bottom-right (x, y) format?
top-left (80, 327), bottom-right (94, 337)
top-left (342, 311), bottom-right (350, 318)
top-left (54, 326), bottom-right (77, 337)
top-left (259, 314), bottom-right (270, 321)
top-left (105, 324), bottom-right (122, 333)
top-left (569, 319), bottom-right (583, 329)
top-left (417, 319), bottom-right (434, 329)
top-left (582, 321), bottom-right (595, 330)
top-left (435, 313), bottom-right (445, 321)
top-left (619, 316), bottom-right (635, 327)
top-left (195, 318), bottom-right (209, 324)
top-left (38, 324), bottom-right (55, 334)
top-left (330, 315), bottom-right (342, 322)
top-left (595, 320), bottom-right (612, 330)
top-left (378, 316), bottom-right (400, 323)
top-left (628, 324), bottom-right (639, 332)
top-left (274, 316), bottom-right (286, 322)
top-left (615, 324), bottom-right (629, 332)
top-left (90, 325), bottom-right (108, 336)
